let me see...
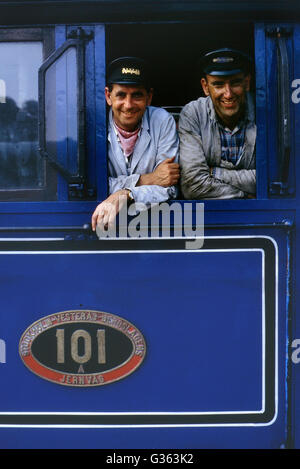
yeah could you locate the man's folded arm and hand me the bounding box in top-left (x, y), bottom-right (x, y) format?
top-left (213, 166), bottom-right (256, 195)
top-left (109, 175), bottom-right (177, 204)
top-left (178, 115), bottom-right (244, 199)
top-left (109, 174), bottom-right (140, 194)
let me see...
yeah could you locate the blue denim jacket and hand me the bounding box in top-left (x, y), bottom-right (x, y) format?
top-left (108, 106), bottom-right (179, 204)
top-left (178, 94), bottom-right (256, 199)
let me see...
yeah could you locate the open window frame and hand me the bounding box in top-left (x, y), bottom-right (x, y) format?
top-left (38, 38), bottom-right (87, 188)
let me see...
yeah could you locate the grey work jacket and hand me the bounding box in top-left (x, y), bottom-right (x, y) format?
top-left (108, 106), bottom-right (179, 204)
top-left (178, 94), bottom-right (256, 199)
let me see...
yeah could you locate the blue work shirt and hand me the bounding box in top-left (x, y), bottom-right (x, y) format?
top-left (108, 106), bottom-right (179, 204)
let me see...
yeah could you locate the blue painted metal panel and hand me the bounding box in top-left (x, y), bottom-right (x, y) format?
top-left (55, 26), bottom-right (68, 201)
top-left (255, 24), bottom-right (268, 200)
top-left (291, 23), bottom-right (300, 449)
top-left (0, 232), bottom-right (288, 447)
top-left (0, 250), bottom-right (263, 414)
top-left (94, 24), bottom-right (107, 202)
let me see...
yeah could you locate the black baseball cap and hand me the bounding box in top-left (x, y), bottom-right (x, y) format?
top-left (107, 57), bottom-right (151, 87)
top-left (199, 48), bottom-right (252, 76)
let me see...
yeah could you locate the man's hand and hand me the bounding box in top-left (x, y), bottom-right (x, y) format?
top-left (137, 156), bottom-right (180, 187)
top-left (91, 189), bottom-right (130, 232)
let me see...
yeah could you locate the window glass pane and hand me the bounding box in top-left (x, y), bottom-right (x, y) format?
top-left (0, 42), bottom-right (43, 189)
top-left (45, 46), bottom-right (78, 178)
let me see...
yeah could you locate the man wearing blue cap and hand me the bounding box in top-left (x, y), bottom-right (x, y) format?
top-left (92, 57), bottom-right (179, 231)
top-left (179, 48), bottom-right (256, 199)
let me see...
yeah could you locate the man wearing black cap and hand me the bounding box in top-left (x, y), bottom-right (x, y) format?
top-left (179, 48), bottom-right (256, 199)
top-left (92, 57), bottom-right (179, 231)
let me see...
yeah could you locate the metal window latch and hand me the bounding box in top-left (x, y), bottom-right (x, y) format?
top-left (266, 26), bottom-right (292, 38)
top-left (67, 27), bottom-right (94, 42)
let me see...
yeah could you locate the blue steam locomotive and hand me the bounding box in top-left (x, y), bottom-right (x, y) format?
top-left (0, 0), bottom-right (299, 449)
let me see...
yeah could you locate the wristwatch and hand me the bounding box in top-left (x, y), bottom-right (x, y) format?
top-left (126, 189), bottom-right (134, 202)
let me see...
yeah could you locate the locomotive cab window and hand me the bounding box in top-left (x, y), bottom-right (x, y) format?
top-left (106, 22), bottom-right (257, 201)
top-left (0, 28), bottom-right (56, 201)
top-left (0, 21), bottom-right (296, 204)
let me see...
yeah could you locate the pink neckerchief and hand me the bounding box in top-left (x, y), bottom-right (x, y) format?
top-left (113, 121), bottom-right (140, 158)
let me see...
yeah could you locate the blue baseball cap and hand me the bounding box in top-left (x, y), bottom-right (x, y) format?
top-left (199, 48), bottom-right (252, 76)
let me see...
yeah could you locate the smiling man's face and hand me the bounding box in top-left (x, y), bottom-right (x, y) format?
top-left (201, 73), bottom-right (250, 129)
top-left (105, 84), bottom-right (153, 131)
